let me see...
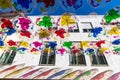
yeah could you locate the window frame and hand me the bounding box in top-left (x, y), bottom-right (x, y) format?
top-left (69, 41), bottom-right (86, 66)
top-left (81, 22), bottom-right (93, 33)
top-left (39, 41), bottom-right (56, 66)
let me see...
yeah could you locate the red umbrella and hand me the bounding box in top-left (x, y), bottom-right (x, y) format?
top-left (96, 40), bottom-right (105, 48)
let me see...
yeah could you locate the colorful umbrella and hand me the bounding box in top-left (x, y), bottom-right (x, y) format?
top-left (81, 41), bottom-right (90, 48)
top-left (59, 0), bottom-right (82, 11)
top-left (38, 16), bottom-right (53, 28)
top-left (108, 27), bottom-right (120, 35)
top-left (112, 39), bottom-right (120, 45)
top-left (103, 7), bottom-right (120, 24)
top-left (48, 42), bottom-right (57, 49)
top-left (89, 27), bottom-right (103, 38)
top-left (55, 28), bottom-right (66, 38)
top-left (32, 41), bottom-right (43, 48)
top-left (88, 0), bottom-right (111, 8)
top-left (38, 29), bottom-right (50, 38)
top-left (85, 48), bottom-right (95, 55)
top-left (63, 41), bottom-right (73, 49)
top-left (18, 17), bottom-right (32, 31)
top-left (96, 40), bottom-right (105, 48)
top-left (0, 18), bottom-right (16, 36)
top-left (0, 0), bottom-right (12, 10)
top-left (20, 30), bottom-right (32, 38)
top-left (60, 13), bottom-right (76, 27)
top-left (13, 0), bottom-right (33, 13)
top-left (58, 47), bottom-right (66, 55)
top-left (36, 0), bottom-right (58, 14)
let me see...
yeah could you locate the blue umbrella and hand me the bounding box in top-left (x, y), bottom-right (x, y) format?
top-left (91, 27), bottom-right (103, 38)
top-left (85, 48), bottom-right (95, 54)
top-left (48, 42), bottom-right (57, 49)
top-left (112, 39), bottom-right (120, 45)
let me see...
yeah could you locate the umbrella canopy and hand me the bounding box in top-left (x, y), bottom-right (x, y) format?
top-left (102, 6), bottom-right (120, 25)
top-left (112, 39), bottom-right (120, 45)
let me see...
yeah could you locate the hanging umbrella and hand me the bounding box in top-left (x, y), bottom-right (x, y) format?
top-left (90, 27), bottom-right (103, 38)
top-left (96, 40), bottom-right (105, 48)
top-left (63, 41), bottom-right (73, 49)
top-left (18, 41), bottom-right (29, 54)
top-left (55, 28), bottom-right (66, 39)
top-left (85, 48), bottom-right (95, 55)
top-left (0, 0), bottom-right (12, 11)
top-left (81, 41), bottom-right (90, 48)
top-left (18, 17), bottom-right (32, 31)
top-left (20, 30), bottom-right (32, 38)
top-left (32, 41), bottom-right (43, 48)
top-left (36, 0), bottom-right (58, 14)
top-left (38, 29), bottom-right (50, 39)
top-left (102, 6), bottom-right (120, 25)
top-left (108, 27), bottom-right (120, 35)
top-left (37, 16), bottom-right (53, 29)
top-left (58, 47), bottom-right (66, 55)
top-left (57, 13), bottom-right (77, 32)
top-left (0, 18), bottom-right (16, 36)
top-left (87, 0), bottom-right (111, 8)
top-left (12, 0), bottom-right (33, 13)
top-left (48, 42), bottom-right (57, 49)
top-left (59, 0), bottom-right (82, 11)
top-left (112, 39), bottom-right (120, 45)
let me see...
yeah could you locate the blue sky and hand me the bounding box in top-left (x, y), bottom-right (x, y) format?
top-left (0, 0), bottom-right (120, 15)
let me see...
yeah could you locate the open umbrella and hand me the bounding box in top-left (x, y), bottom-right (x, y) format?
top-left (87, 0), bottom-right (111, 8)
top-left (57, 13), bottom-right (78, 32)
top-left (12, 0), bottom-right (33, 13)
top-left (59, 0), bottom-right (82, 11)
top-left (63, 41), bottom-right (73, 49)
top-left (37, 16), bottom-right (53, 29)
top-left (102, 6), bottom-right (120, 25)
top-left (36, 0), bottom-right (58, 14)
top-left (112, 38), bottom-right (120, 45)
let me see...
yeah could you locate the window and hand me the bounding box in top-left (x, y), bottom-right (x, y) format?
top-left (68, 23), bottom-right (80, 33)
top-left (69, 41), bottom-right (86, 66)
top-left (90, 49), bottom-right (108, 66)
top-left (39, 42), bottom-right (56, 65)
top-left (81, 22), bottom-right (93, 33)
top-left (0, 50), bottom-right (17, 65)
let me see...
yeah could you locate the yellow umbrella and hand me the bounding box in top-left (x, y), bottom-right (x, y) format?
top-left (20, 41), bottom-right (29, 48)
top-left (61, 14), bottom-right (75, 27)
top-left (81, 41), bottom-right (90, 48)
